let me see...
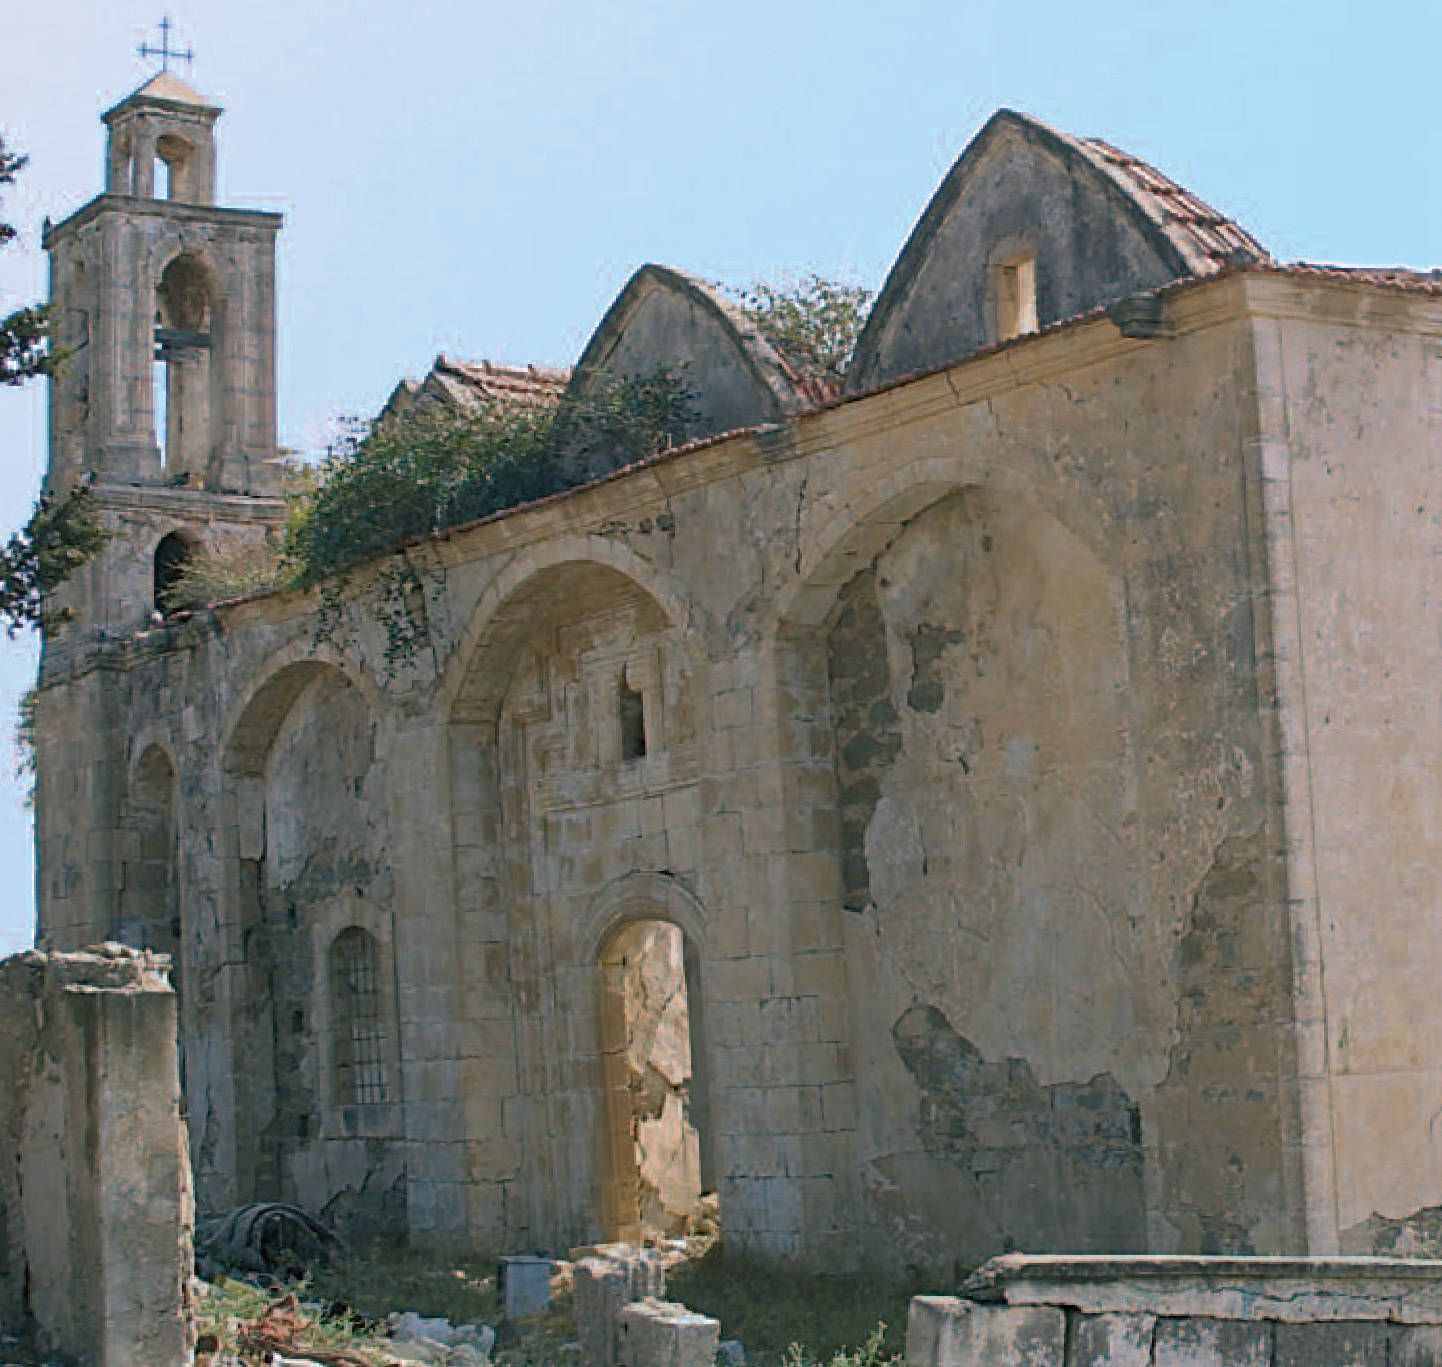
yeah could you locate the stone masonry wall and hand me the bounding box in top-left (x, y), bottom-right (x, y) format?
top-left (0, 945), bottom-right (191, 1367)
top-left (31, 273), bottom-right (1429, 1271)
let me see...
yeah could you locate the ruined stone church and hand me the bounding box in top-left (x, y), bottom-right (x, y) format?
top-left (30, 72), bottom-right (1442, 1276)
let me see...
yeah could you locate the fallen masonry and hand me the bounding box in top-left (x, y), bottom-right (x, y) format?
top-left (906, 1254), bottom-right (1442, 1367)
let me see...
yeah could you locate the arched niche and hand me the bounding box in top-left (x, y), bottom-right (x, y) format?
top-left (552, 265), bottom-right (823, 484)
top-left (220, 659), bottom-right (403, 1231)
top-left (445, 558), bottom-right (702, 1248)
top-left (773, 477), bottom-right (1153, 1267)
top-left (846, 110), bottom-right (1268, 393)
top-left (154, 527), bottom-right (203, 613)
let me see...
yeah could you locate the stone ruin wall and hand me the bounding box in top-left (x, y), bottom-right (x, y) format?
top-left (30, 276), bottom-right (1441, 1274)
top-left (0, 945), bottom-right (191, 1366)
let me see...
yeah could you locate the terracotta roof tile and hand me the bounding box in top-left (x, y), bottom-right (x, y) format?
top-left (1080, 136), bottom-right (1269, 271)
top-left (380, 355), bottom-right (570, 423)
top-left (1280, 262), bottom-right (1442, 294)
top-left (432, 355), bottom-right (570, 407)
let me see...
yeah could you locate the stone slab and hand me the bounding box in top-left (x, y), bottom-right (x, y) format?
top-left (960, 1255), bottom-right (1442, 1324)
top-left (1391, 1326), bottom-right (1442, 1367)
top-left (906, 1295), bottom-right (1065, 1367)
top-left (499, 1254), bottom-right (553, 1320)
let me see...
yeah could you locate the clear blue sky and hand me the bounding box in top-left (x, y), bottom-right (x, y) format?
top-left (1, 0), bottom-right (1438, 954)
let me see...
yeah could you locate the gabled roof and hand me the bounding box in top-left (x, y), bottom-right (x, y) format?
top-left (846, 109), bottom-right (1270, 394)
top-left (569, 265), bottom-right (836, 416)
top-left (379, 355), bottom-right (569, 424)
top-left (548, 264), bottom-right (836, 482)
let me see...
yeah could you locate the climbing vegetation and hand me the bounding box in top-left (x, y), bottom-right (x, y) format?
top-left (157, 368), bottom-right (694, 673)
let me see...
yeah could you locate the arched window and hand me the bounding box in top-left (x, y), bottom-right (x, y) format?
top-left (329, 928), bottom-right (388, 1107)
top-left (154, 530), bottom-right (199, 614)
top-left (155, 133), bottom-right (192, 202)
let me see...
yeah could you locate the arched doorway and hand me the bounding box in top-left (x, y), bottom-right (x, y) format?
top-left (597, 916), bottom-right (709, 1241)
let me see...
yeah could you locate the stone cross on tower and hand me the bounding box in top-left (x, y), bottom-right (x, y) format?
top-left (38, 70), bottom-right (287, 644)
top-left (137, 17), bottom-right (194, 74)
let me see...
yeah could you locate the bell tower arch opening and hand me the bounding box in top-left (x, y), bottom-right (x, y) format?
top-left (153, 252), bottom-right (221, 480)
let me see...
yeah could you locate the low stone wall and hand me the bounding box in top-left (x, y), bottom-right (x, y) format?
top-left (906, 1255), bottom-right (1442, 1366)
top-left (0, 945), bottom-right (192, 1366)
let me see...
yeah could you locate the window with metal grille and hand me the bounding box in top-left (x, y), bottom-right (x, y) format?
top-left (330, 927), bottom-right (388, 1106)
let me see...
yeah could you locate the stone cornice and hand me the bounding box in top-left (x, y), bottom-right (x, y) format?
top-left (43, 194), bottom-right (283, 248)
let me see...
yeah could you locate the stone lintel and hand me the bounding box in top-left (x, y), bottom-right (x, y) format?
top-left (960, 1254), bottom-right (1442, 1325)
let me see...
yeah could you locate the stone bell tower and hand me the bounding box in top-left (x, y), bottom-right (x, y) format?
top-left (41, 69), bottom-right (286, 641)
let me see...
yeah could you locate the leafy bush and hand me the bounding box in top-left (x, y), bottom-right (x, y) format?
top-left (0, 485), bottom-right (109, 634)
top-left (733, 275), bottom-right (874, 379)
top-left (287, 366), bottom-right (693, 588)
top-left (164, 536), bottom-right (291, 611)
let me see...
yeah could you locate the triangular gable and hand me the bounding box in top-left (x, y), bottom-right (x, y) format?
top-left (846, 110), bottom-right (1267, 394)
top-left (554, 265), bottom-right (819, 482)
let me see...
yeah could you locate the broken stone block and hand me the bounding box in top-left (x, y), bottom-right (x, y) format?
top-left (575, 1252), bottom-right (668, 1367)
top-left (905, 1295), bottom-right (1065, 1367)
top-left (1070, 1313), bottom-right (1155, 1367)
top-left (500, 1253), bottom-right (554, 1319)
top-left (616, 1299), bottom-right (720, 1367)
top-left (1153, 1318), bottom-right (1271, 1367)
top-left (717, 1338), bottom-right (747, 1367)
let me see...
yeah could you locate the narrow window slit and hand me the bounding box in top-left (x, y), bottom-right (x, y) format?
top-left (620, 670), bottom-right (647, 762)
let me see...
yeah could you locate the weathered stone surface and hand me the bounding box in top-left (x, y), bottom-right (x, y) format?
top-left (574, 1252), bottom-right (667, 1367)
top-left (1273, 1321), bottom-right (1390, 1366)
top-left (1069, 1313), bottom-right (1156, 1367)
top-left (906, 1296), bottom-right (1065, 1367)
top-left (500, 1254), bottom-right (553, 1319)
top-left (0, 945), bottom-right (191, 1367)
top-left (960, 1254), bottom-right (1442, 1325)
top-left (1390, 1325), bottom-right (1442, 1367)
top-left (1152, 1318), bottom-right (1270, 1367)
top-left (616, 1299), bottom-right (719, 1367)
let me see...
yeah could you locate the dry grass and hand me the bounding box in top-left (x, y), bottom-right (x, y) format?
top-left (197, 1237), bottom-right (913, 1367)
